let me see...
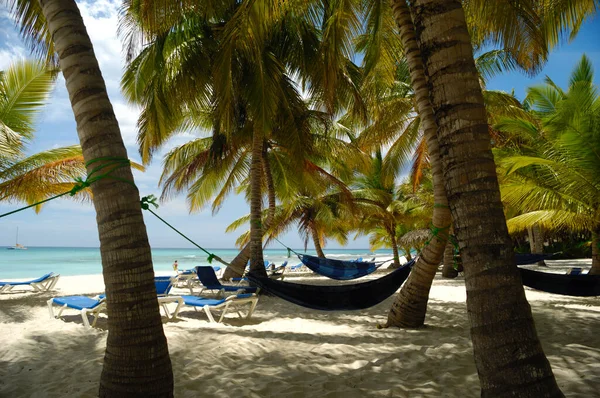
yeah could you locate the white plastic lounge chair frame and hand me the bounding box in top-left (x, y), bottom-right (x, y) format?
top-left (47, 296), bottom-right (184, 328)
top-left (0, 273), bottom-right (60, 293)
top-left (185, 294), bottom-right (259, 323)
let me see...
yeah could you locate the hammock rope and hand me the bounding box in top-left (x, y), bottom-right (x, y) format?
top-left (0, 157), bottom-right (134, 219)
top-left (140, 195), bottom-right (229, 266)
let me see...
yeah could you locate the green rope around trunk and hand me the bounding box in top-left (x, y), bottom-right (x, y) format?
top-left (140, 195), bottom-right (228, 266)
top-left (0, 157), bottom-right (134, 220)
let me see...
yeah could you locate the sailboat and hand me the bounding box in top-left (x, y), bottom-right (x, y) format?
top-left (7, 227), bottom-right (27, 250)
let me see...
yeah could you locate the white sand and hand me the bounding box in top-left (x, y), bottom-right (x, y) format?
top-left (0, 260), bottom-right (598, 397)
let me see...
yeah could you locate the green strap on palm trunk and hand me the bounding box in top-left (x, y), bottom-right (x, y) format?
top-left (0, 157), bottom-right (133, 219)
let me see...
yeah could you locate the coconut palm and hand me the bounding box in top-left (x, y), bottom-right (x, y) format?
top-left (8, 0), bottom-right (173, 395)
top-left (407, 0), bottom-right (564, 394)
top-left (350, 150), bottom-right (425, 267)
top-left (497, 54), bottom-right (600, 274)
top-left (121, 1), bottom-right (368, 278)
top-left (0, 60), bottom-right (89, 206)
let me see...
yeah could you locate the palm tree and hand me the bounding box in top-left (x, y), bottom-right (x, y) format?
top-left (497, 54), bottom-right (600, 274)
top-left (351, 151), bottom-right (426, 267)
top-left (407, 0), bottom-right (563, 395)
top-left (378, 0), bottom-right (598, 328)
top-left (8, 0), bottom-right (173, 395)
top-left (0, 60), bottom-right (90, 206)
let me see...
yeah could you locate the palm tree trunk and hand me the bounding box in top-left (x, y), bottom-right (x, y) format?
top-left (441, 239), bottom-right (458, 278)
top-left (310, 225), bottom-right (326, 258)
top-left (39, 1), bottom-right (173, 396)
top-left (590, 228), bottom-right (600, 275)
top-left (529, 224), bottom-right (547, 267)
top-left (410, 0), bottom-right (562, 395)
top-left (401, 246), bottom-right (412, 261)
top-left (248, 131), bottom-right (267, 276)
top-left (223, 143), bottom-right (275, 279)
top-left (388, 226), bottom-right (401, 268)
top-left (385, 0), bottom-right (452, 328)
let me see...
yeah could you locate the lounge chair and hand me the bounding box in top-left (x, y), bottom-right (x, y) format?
top-left (290, 263), bottom-right (304, 272)
top-left (0, 272), bottom-right (60, 293)
top-left (47, 277), bottom-right (184, 328)
top-left (269, 261), bottom-right (288, 280)
top-left (181, 293), bottom-right (259, 323)
top-left (195, 266), bottom-right (258, 296)
top-left (566, 267), bottom-right (587, 276)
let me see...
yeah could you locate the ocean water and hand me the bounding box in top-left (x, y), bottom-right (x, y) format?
top-left (0, 247), bottom-right (395, 279)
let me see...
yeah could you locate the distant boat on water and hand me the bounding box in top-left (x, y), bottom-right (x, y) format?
top-left (6, 227), bottom-right (27, 250)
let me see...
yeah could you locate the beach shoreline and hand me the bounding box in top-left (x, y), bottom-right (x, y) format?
top-left (0, 259), bottom-right (598, 397)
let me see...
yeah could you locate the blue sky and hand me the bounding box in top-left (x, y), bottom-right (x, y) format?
top-left (0, 1), bottom-right (598, 249)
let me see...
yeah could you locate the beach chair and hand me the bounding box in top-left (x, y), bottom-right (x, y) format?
top-left (195, 266), bottom-right (258, 297)
top-left (269, 261), bottom-right (288, 280)
top-left (47, 295), bottom-right (106, 327)
top-left (290, 262), bottom-right (304, 272)
top-left (0, 272), bottom-right (60, 293)
top-left (48, 277), bottom-right (184, 328)
top-left (566, 267), bottom-right (586, 276)
top-left (181, 293), bottom-right (259, 323)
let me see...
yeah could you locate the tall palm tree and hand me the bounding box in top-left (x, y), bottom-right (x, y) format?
top-left (8, 0), bottom-right (173, 395)
top-left (407, 0), bottom-right (563, 395)
top-left (381, 0), bottom-right (597, 328)
top-left (497, 55), bottom-right (600, 274)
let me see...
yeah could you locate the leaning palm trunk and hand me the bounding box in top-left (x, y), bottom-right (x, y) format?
top-left (39, 0), bottom-right (173, 396)
top-left (410, 0), bottom-right (562, 395)
top-left (310, 225), bottom-right (326, 258)
top-left (248, 132), bottom-right (267, 276)
top-left (223, 144), bottom-right (276, 279)
top-left (591, 229), bottom-right (600, 275)
top-left (385, 0), bottom-right (452, 328)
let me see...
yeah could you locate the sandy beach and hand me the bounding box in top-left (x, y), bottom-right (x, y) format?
top-left (0, 259), bottom-right (598, 397)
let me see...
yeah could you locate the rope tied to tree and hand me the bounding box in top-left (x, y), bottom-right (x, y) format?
top-left (0, 157), bottom-right (133, 219)
top-left (140, 195), bottom-right (228, 266)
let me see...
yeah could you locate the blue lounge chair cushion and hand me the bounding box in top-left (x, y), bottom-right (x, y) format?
top-left (154, 276), bottom-right (173, 295)
top-left (195, 266), bottom-right (257, 293)
top-left (0, 272), bottom-right (54, 286)
top-left (182, 295), bottom-right (226, 307)
top-left (52, 296), bottom-right (102, 310)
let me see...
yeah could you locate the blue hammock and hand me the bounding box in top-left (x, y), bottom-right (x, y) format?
top-left (519, 268), bottom-right (600, 297)
top-left (247, 258), bottom-right (414, 310)
top-left (297, 254), bottom-right (387, 280)
top-left (515, 253), bottom-right (554, 265)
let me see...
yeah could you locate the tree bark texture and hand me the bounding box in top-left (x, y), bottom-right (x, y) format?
top-left (441, 239), bottom-right (458, 278)
top-left (590, 229), bottom-right (600, 275)
top-left (409, 1), bottom-right (563, 396)
top-left (223, 143), bottom-right (276, 279)
top-left (528, 224), bottom-right (547, 266)
top-left (39, 1), bottom-right (173, 396)
top-left (388, 226), bottom-right (401, 268)
top-left (248, 131), bottom-right (267, 276)
top-left (386, 0), bottom-right (452, 328)
top-left (310, 225), bottom-right (326, 258)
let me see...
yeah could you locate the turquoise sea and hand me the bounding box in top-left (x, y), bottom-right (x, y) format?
top-left (0, 247), bottom-right (394, 279)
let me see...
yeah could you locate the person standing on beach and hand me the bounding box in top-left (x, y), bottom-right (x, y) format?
top-left (172, 260), bottom-right (178, 272)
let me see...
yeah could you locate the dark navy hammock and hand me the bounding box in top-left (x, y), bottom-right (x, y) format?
top-left (297, 254), bottom-right (384, 280)
top-left (519, 268), bottom-right (600, 297)
top-left (247, 259), bottom-right (414, 311)
top-left (515, 253), bottom-right (554, 265)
